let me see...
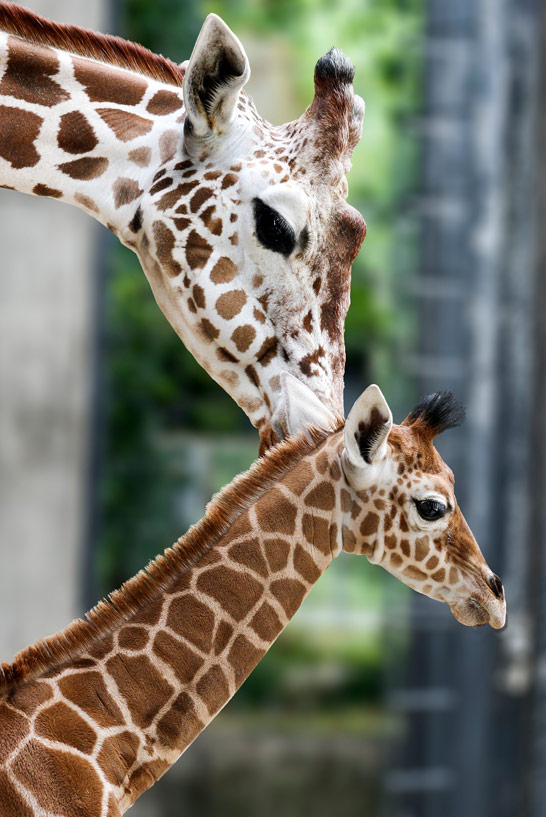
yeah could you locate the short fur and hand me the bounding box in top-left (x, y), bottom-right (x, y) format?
top-left (0, 2), bottom-right (184, 86)
top-left (0, 418), bottom-right (343, 698)
top-left (314, 47), bottom-right (355, 87)
top-left (404, 391), bottom-right (466, 437)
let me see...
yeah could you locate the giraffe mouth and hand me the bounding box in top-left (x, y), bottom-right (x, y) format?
top-left (449, 596), bottom-right (506, 630)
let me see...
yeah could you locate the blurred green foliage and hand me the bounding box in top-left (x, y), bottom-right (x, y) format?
top-left (97, 0), bottom-right (422, 689)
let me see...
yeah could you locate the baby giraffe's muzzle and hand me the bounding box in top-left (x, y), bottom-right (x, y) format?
top-left (450, 571), bottom-right (506, 629)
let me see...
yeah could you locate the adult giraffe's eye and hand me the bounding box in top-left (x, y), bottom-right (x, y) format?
top-left (414, 498), bottom-right (447, 521)
top-left (253, 198), bottom-right (296, 256)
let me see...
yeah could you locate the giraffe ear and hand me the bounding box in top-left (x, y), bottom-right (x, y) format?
top-left (344, 384), bottom-right (393, 468)
top-left (183, 14), bottom-right (250, 138)
top-left (271, 373), bottom-right (338, 440)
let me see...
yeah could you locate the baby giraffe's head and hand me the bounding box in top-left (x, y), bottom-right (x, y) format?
top-left (279, 374), bottom-right (506, 629)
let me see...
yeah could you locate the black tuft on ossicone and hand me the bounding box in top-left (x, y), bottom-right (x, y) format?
top-left (314, 47), bottom-right (355, 87)
top-left (405, 391), bottom-right (466, 437)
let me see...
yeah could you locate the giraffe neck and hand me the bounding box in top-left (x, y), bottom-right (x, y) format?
top-left (0, 23), bottom-right (184, 237)
top-left (0, 430), bottom-right (347, 815)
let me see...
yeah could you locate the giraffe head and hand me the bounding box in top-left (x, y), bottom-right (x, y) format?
top-left (137, 14), bottom-right (366, 451)
top-left (283, 375), bottom-right (506, 628)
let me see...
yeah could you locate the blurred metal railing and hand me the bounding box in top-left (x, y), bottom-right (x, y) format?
top-left (383, 0), bottom-right (544, 815)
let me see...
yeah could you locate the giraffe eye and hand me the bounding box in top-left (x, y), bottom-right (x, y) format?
top-left (253, 198), bottom-right (296, 256)
top-left (414, 499), bottom-right (447, 521)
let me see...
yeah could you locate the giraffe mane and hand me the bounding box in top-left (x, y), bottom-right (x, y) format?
top-left (0, 2), bottom-right (184, 87)
top-left (0, 418), bottom-right (344, 698)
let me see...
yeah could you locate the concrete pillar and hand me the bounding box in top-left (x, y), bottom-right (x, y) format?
top-left (0, 1), bottom-right (108, 661)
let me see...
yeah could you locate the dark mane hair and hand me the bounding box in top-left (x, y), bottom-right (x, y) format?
top-left (405, 391), bottom-right (466, 436)
top-left (0, 418), bottom-right (343, 698)
top-left (0, 2), bottom-right (184, 86)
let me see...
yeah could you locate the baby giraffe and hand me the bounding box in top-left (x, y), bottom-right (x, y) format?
top-left (0, 378), bottom-right (505, 816)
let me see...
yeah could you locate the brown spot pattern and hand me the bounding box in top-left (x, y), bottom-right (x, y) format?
top-left (73, 55), bottom-right (147, 104)
top-left (0, 37), bottom-right (69, 107)
top-left (304, 481), bottom-right (335, 510)
top-left (58, 671), bottom-right (124, 728)
top-left (35, 701), bottom-right (96, 754)
top-left (33, 183), bottom-right (62, 198)
top-left (153, 220), bottom-right (181, 277)
top-left (196, 665), bottom-right (230, 715)
top-left (185, 229), bottom-right (212, 269)
top-left (147, 89), bottom-right (183, 114)
top-left (271, 578), bottom-right (307, 618)
top-left (190, 186), bottom-right (213, 213)
top-left (57, 111), bottom-right (97, 154)
top-left (197, 566), bottom-right (262, 621)
top-left (0, 769), bottom-right (33, 817)
top-left (11, 740), bottom-right (103, 817)
top-left (231, 324), bottom-right (256, 353)
top-left (0, 106), bottom-right (41, 168)
top-left (0, 703), bottom-right (29, 764)
top-left (210, 256), bottom-right (237, 284)
top-left (156, 693), bottom-right (202, 752)
top-left (294, 544), bottom-right (321, 583)
top-left (75, 192), bottom-right (99, 212)
top-left (214, 620), bottom-right (234, 655)
top-left (264, 538), bottom-right (291, 572)
top-left (360, 512), bottom-right (379, 537)
top-left (58, 156), bottom-right (108, 180)
top-left (106, 654), bottom-right (173, 729)
top-left (153, 631), bottom-right (202, 685)
top-left (415, 537), bottom-right (429, 562)
top-left (403, 565), bottom-right (427, 582)
top-left (128, 146), bottom-right (152, 166)
top-left (113, 177), bottom-right (142, 208)
top-left (229, 539), bottom-right (268, 577)
top-left (97, 107), bottom-right (153, 142)
top-left (159, 129), bottom-right (179, 163)
top-left (167, 595), bottom-right (215, 652)
top-left (250, 601), bottom-right (283, 641)
top-left (118, 625), bottom-right (149, 651)
top-left (228, 635), bottom-right (264, 686)
top-left (255, 488), bottom-right (297, 535)
top-left (98, 731), bottom-right (140, 786)
top-left (216, 289), bottom-right (247, 320)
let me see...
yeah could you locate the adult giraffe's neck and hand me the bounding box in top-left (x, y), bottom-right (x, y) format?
top-left (0, 430), bottom-right (345, 814)
top-left (0, 15), bottom-right (185, 237)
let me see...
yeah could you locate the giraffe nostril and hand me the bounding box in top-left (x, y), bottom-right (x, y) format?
top-left (487, 573), bottom-right (504, 600)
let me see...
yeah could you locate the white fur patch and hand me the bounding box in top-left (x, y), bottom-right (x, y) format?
top-left (259, 184), bottom-right (309, 235)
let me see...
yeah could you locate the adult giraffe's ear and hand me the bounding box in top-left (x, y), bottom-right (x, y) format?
top-left (271, 373), bottom-right (338, 441)
top-left (344, 384), bottom-right (393, 469)
top-left (183, 14), bottom-right (250, 139)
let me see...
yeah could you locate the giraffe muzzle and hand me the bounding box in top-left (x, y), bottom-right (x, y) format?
top-left (450, 586), bottom-right (506, 630)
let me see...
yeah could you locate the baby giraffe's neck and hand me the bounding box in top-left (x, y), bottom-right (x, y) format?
top-left (0, 430), bottom-right (350, 815)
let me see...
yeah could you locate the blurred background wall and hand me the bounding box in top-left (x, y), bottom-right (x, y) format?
top-left (0, 0), bottom-right (108, 657)
top-left (1, 1), bottom-right (545, 816)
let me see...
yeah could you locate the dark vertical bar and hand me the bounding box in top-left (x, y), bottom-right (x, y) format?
top-left (80, 0), bottom-right (117, 612)
top-left (526, 1), bottom-right (546, 810)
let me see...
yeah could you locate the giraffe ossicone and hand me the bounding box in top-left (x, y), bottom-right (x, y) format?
top-left (0, 3), bottom-right (367, 451)
top-left (0, 380), bottom-right (505, 815)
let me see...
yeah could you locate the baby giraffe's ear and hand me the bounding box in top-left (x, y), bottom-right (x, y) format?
top-left (183, 14), bottom-right (250, 138)
top-left (271, 373), bottom-right (338, 440)
top-left (344, 384), bottom-right (393, 469)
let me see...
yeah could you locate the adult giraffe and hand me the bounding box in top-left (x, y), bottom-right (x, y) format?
top-left (0, 3), bottom-right (366, 450)
top-left (0, 379), bottom-right (505, 816)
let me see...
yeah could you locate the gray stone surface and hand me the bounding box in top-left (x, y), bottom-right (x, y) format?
top-left (0, 1), bottom-right (107, 661)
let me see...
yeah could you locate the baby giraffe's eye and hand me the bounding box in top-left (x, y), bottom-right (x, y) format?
top-left (253, 198), bottom-right (296, 256)
top-left (414, 498), bottom-right (447, 521)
